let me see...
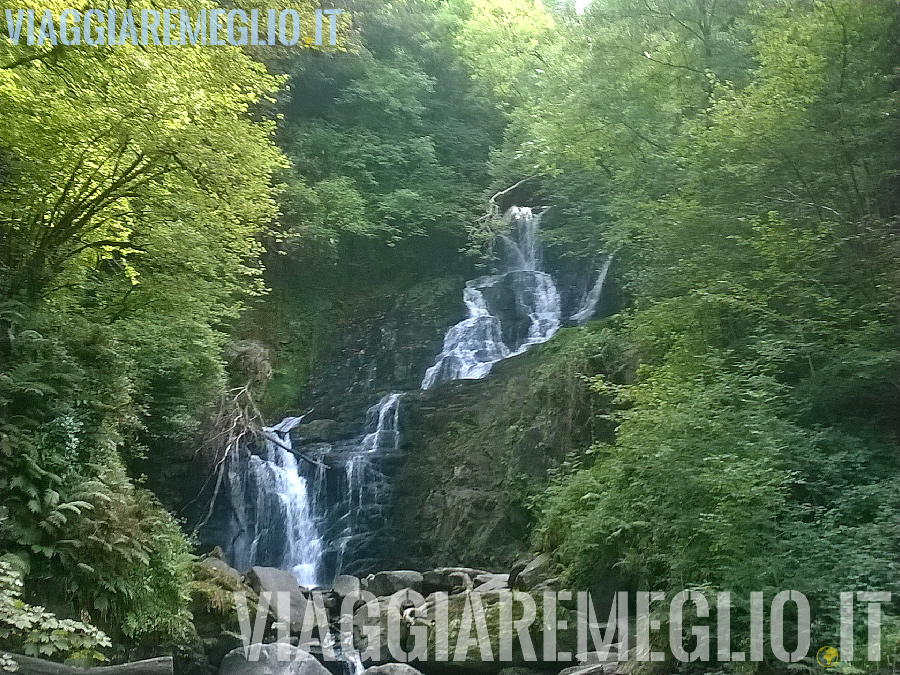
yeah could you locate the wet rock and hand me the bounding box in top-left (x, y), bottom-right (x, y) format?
top-left (363, 664), bottom-right (424, 675)
top-left (422, 567), bottom-right (486, 595)
top-left (474, 573), bottom-right (509, 593)
top-left (559, 665), bottom-right (606, 675)
top-left (219, 644), bottom-right (331, 675)
top-left (511, 554), bottom-right (553, 591)
top-left (353, 600), bottom-right (403, 655)
top-left (245, 567), bottom-right (309, 630)
top-left (368, 570), bottom-right (423, 596)
top-left (560, 646), bottom-right (633, 675)
top-left (200, 557), bottom-right (241, 581)
top-left (332, 574), bottom-right (361, 598)
top-left (295, 419), bottom-right (339, 442)
top-left (577, 649), bottom-right (621, 665)
top-left (507, 559), bottom-right (530, 589)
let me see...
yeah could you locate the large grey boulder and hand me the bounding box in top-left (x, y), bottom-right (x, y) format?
top-left (363, 665), bottom-right (424, 675)
top-left (332, 574), bottom-right (362, 598)
top-left (219, 644), bottom-right (332, 675)
top-left (421, 567), bottom-right (485, 595)
top-left (245, 567), bottom-right (309, 630)
top-left (511, 554), bottom-right (553, 591)
top-left (352, 601), bottom-right (403, 655)
top-left (558, 646), bottom-right (633, 675)
top-left (558, 665), bottom-right (607, 675)
top-left (367, 570), bottom-right (423, 597)
top-left (473, 573), bottom-right (509, 593)
top-left (201, 556), bottom-right (242, 581)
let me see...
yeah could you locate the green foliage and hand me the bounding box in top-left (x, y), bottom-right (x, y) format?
top-left (274, 0), bottom-right (505, 267)
top-left (188, 559), bottom-right (258, 636)
top-left (0, 0), bottom-right (285, 305)
top-left (0, 559), bottom-right (111, 669)
top-left (0, 307), bottom-right (196, 652)
top-left (449, 0), bottom-right (900, 665)
top-left (0, 0), bottom-right (292, 660)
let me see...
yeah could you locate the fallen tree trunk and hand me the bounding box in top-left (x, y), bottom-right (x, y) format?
top-left (485, 177), bottom-right (536, 220)
top-left (9, 655), bottom-right (173, 674)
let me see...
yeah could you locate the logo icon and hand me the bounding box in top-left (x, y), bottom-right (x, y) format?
top-left (816, 646), bottom-right (839, 668)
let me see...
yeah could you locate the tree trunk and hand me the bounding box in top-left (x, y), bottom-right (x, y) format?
top-left (8, 655), bottom-right (173, 675)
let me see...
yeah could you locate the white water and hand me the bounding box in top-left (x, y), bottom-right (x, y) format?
top-left (422, 206), bottom-right (562, 389)
top-left (358, 392), bottom-right (402, 453)
top-left (225, 393), bottom-right (403, 586)
top-left (342, 392), bottom-right (402, 538)
top-left (224, 205), bottom-right (611, 588)
top-left (570, 253), bottom-right (614, 324)
top-left (226, 416), bottom-right (324, 585)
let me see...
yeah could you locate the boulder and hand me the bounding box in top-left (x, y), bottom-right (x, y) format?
top-left (245, 567), bottom-right (309, 630)
top-left (559, 648), bottom-right (633, 675)
top-left (219, 645), bottom-right (331, 675)
top-left (559, 662), bottom-right (632, 675)
top-left (422, 567), bottom-right (485, 595)
top-left (201, 556), bottom-right (242, 581)
top-left (367, 570), bottom-right (423, 597)
top-left (361, 574), bottom-right (376, 594)
top-left (511, 554), bottom-right (553, 591)
top-left (353, 601), bottom-right (403, 655)
top-left (207, 545), bottom-right (227, 560)
top-left (437, 566), bottom-right (488, 577)
top-left (507, 558), bottom-right (530, 589)
top-left (558, 665), bottom-right (607, 675)
top-left (473, 573), bottom-right (509, 593)
top-left (332, 574), bottom-right (361, 598)
top-left (531, 577), bottom-right (560, 593)
top-left (363, 665), bottom-right (424, 675)
top-left (576, 649), bottom-right (620, 665)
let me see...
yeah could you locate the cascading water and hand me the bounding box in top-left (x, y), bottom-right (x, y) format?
top-left (334, 393), bottom-right (402, 572)
top-left (358, 392), bottom-right (402, 454)
top-left (422, 206), bottom-right (562, 389)
top-left (220, 204), bottom-right (610, 588)
top-left (225, 416), bottom-right (324, 585)
top-left (223, 393), bottom-right (403, 585)
top-left (569, 253), bottom-right (614, 325)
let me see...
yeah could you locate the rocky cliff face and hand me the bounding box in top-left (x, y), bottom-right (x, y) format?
top-left (267, 262), bottom-right (612, 576)
top-left (382, 330), bottom-right (610, 572)
top-left (296, 275), bottom-right (467, 435)
top-left (188, 243), bottom-right (615, 580)
top-left (190, 274), bottom-right (469, 575)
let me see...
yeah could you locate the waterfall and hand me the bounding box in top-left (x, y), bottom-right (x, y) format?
top-left (225, 416), bottom-right (324, 586)
top-left (569, 253), bottom-right (614, 324)
top-left (422, 206), bottom-right (562, 389)
top-left (340, 393), bottom-right (403, 549)
top-left (220, 204), bottom-right (611, 583)
top-left (358, 392), bottom-right (402, 453)
top-left (223, 393), bottom-right (403, 585)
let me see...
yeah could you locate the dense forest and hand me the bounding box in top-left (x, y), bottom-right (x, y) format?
top-left (1, 0), bottom-right (898, 673)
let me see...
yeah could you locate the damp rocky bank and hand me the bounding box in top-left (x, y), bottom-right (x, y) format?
top-left (172, 548), bottom-right (634, 675)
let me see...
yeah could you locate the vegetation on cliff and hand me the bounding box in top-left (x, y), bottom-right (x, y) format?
top-left (452, 0), bottom-right (900, 665)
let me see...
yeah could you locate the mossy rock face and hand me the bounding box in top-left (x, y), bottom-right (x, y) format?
top-left (293, 275), bottom-right (467, 431)
top-left (382, 327), bottom-right (619, 571)
top-left (188, 559), bottom-right (260, 670)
